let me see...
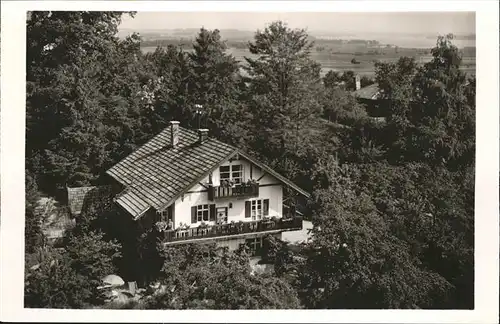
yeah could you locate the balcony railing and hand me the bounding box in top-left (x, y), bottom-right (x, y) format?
top-left (160, 216), bottom-right (303, 243)
top-left (208, 182), bottom-right (259, 200)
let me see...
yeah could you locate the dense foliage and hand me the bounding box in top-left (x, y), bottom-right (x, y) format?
top-left (143, 244), bottom-right (301, 309)
top-left (25, 13), bottom-right (474, 310)
top-left (25, 231), bottom-right (121, 308)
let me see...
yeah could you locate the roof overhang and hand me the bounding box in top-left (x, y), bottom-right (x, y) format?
top-left (156, 149), bottom-right (311, 213)
top-left (156, 149), bottom-right (240, 212)
top-left (237, 151), bottom-right (311, 199)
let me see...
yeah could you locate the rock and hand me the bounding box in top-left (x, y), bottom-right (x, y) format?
top-left (102, 274), bottom-right (125, 287)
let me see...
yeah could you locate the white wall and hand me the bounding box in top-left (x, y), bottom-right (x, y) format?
top-left (172, 157), bottom-right (283, 229)
top-left (210, 157), bottom-right (279, 187)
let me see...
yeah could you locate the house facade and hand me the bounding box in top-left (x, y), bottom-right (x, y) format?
top-left (105, 121), bottom-right (309, 254)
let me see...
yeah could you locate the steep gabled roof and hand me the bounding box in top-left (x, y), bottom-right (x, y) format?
top-left (107, 126), bottom-right (310, 219)
top-left (237, 152), bottom-right (310, 198)
top-left (107, 127), bottom-right (237, 219)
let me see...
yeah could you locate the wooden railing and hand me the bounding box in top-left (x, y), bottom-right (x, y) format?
top-left (208, 182), bottom-right (259, 200)
top-left (161, 216), bottom-right (303, 243)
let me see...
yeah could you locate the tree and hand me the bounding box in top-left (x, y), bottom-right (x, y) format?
top-left (410, 34), bottom-right (474, 169)
top-left (141, 45), bottom-right (192, 132)
top-left (375, 56), bottom-right (418, 107)
top-left (323, 70), bottom-right (342, 88)
top-left (65, 231), bottom-right (122, 284)
top-left (374, 35), bottom-right (474, 168)
top-left (140, 28), bottom-right (246, 145)
top-left (244, 21), bottom-right (323, 169)
top-left (360, 75), bottom-right (375, 88)
top-left (335, 70), bottom-right (359, 91)
top-left (25, 171), bottom-right (46, 253)
top-left (25, 231), bottom-right (122, 308)
top-left (143, 244), bottom-right (302, 309)
top-left (321, 87), bottom-right (368, 124)
top-left (26, 11), bottom-right (146, 193)
top-left (303, 159), bottom-right (452, 308)
top-left (25, 246), bottom-right (94, 308)
top-left (187, 28), bottom-right (241, 131)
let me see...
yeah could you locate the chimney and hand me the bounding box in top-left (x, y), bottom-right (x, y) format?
top-left (198, 129), bottom-right (209, 143)
top-left (170, 121), bottom-right (180, 147)
top-left (355, 75), bottom-right (361, 91)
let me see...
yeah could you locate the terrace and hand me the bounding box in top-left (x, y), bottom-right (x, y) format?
top-left (160, 216), bottom-right (303, 244)
top-left (207, 182), bottom-right (259, 200)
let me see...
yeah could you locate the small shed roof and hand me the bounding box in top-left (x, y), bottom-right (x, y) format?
top-left (352, 83), bottom-right (382, 100)
top-left (67, 186), bottom-right (97, 216)
top-left (67, 185), bottom-right (113, 216)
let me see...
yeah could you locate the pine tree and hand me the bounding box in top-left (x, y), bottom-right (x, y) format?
top-left (244, 21), bottom-right (323, 166)
top-left (187, 28), bottom-right (242, 135)
top-left (26, 11), bottom-right (146, 192)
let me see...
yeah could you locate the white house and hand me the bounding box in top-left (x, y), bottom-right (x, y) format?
top-left (106, 121), bottom-right (309, 254)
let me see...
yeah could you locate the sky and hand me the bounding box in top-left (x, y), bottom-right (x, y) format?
top-left (119, 12), bottom-right (476, 35)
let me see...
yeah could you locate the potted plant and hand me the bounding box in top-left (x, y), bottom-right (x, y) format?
top-left (247, 179), bottom-right (257, 185)
top-left (155, 221), bottom-right (168, 232)
top-left (236, 220), bottom-right (244, 233)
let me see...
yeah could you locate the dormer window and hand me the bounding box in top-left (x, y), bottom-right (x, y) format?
top-left (220, 164), bottom-right (243, 184)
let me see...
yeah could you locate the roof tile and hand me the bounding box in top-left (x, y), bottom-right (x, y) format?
top-left (107, 127), bottom-right (236, 218)
top-left (107, 125), bottom-right (310, 220)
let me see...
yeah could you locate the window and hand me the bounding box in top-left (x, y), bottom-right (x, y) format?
top-left (231, 165), bottom-right (243, 184)
top-left (246, 237), bottom-right (263, 256)
top-left (251, 200), bottom-right (262, 220)
top-left (245, 199), bottom-right (269, 219)
top-left (219, 164), bottom-right (243, 184)
top-left (220, 166), bottom-right (230, 181)
top-left (191, 204), bottom-right (216, 224)
top-left (197, 204), bottom-right (209, 222)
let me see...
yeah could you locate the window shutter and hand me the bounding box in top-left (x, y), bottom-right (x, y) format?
top-left (191, 206), bottom-right (197, 224)
top-left (245, 201), bottom-right (251, 218)
top-left (207, 185), bottom-right (214, 201)
top-left (263, 199), bottom-right (269, 216)
top-left (167, 205), bottom-right (173, 221)
top-left (209, 204), bottom-right (216, 221)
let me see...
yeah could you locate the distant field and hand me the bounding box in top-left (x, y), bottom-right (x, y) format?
top-left (141, 46), bottom-right (476, 77)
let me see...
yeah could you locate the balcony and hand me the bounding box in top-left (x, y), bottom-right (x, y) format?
top-left (160, 216), bottom-right (303, 244)
top-left (208, 182), bottom-right (259, 200)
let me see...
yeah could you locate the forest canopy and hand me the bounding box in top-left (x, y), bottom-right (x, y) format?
top-left (25, 12), bottom-right (475, 310)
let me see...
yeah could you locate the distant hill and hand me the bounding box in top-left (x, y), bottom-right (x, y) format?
top-left (119, 27), bottom-right (475, 50)
top-left (118, 28), bottom-right (256, 41)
